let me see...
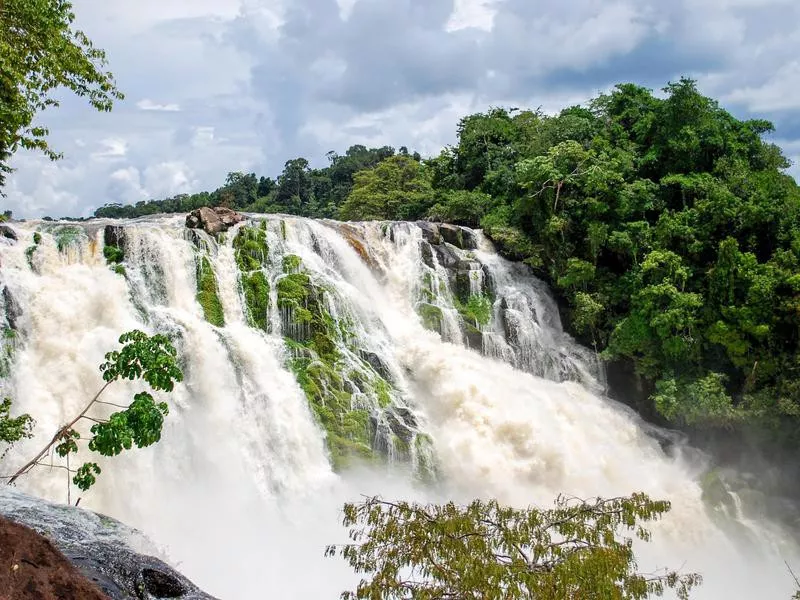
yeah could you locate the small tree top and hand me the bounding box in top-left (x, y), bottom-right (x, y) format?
top-left (327, 493), bottom-right (701, 600)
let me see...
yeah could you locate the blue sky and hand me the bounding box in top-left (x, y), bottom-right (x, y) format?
top-left (6, 0), bottom-right (800, 218)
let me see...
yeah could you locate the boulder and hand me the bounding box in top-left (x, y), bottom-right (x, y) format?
top-left (439, 224), bottom-right (464, 249)
top-left (420, 241), bottom-right (435, 269)
top-left (185, 207), bottom-right (244, 236)
top-left (0, 486), bottom-right (218, 600)
top-left (0, 224), bottom-right (17, 242)
top-left (2, 286), bottom-right (22, 330)
top-left (433, 245), bottom-right (459, 270)
top-left (415, 222), bottom-right (442, 245)
top-left (361, 351), bottom-right (393, 381)
top-left (0, 516), bottom-right (109, 600)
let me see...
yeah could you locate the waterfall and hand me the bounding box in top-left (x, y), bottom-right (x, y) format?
top-left (0, 215), bottom-right (797, 598)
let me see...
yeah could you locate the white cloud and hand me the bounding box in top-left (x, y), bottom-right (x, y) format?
top-left (446, 0), bottom-right (498, 32)
top-left (725, 61), bottom-right (800, 112)
top-left (4, 0), bottom-right (800, 218)
top-left (137, 99), bottom-right (182, 112)
top-left (91, 138), bottom-right (128, 160)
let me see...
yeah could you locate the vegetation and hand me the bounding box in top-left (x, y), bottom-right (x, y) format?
top-left (86, 77), bottom-right (800, 457)
top-left (233, 224), bottom-right (270, 330)
top-left (196, 256), bottom-right (225, 327)
top-left (93, 146), bottom-right (418, 220)
top-left (327, 493), bottom-right (701, 599)
top-left (426, 81), bottom-right (800, 447)
top-left (0, 0), bottom-right (122, 189)
top-left (3, 330), bottom-right (182, 494)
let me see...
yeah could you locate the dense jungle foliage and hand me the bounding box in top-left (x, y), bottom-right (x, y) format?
top-left (93, 79), bottom-right (800, 451)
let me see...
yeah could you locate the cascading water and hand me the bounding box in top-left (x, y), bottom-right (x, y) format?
top-left (0, 214), bottom-right (797, 598)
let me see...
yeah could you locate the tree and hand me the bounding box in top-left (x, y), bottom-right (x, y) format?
top-left (339, 155), bottom-right (434, 221)
top-left (327, 493), bottom-right (701, 600)
top-left (0, 0), bottom-right (123, 188)
top-left (4, 330), bottom-right (182, 495)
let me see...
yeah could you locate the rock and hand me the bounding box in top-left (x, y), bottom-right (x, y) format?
top-left (439, 224), bottom-right (464, 248)
top-left (104, 225), bottom-right (126, 249)
top-left (415, 222), bottom-right (442, 245)
top-left (0, 486), bottom-right (218, 600)
top-left (0, 224), bottom-right (17, 242)
top-left (462, 322), bottom-right (483, 351)
top-left (0, 515), bottom-right (109, 600)
top-left (361, 351), bottom-right (393, 381)
top-left (461, 228), bottom-right (478, 250)
top-left (185, 206), bottom-right (244, 236)
top-left (433, 245), bottom-right (459, 270)
top-left (3, 286), bottom-right (22, 330)
top-left (214, 207), bottom-right (243, 229)
top-left (420, 242), bottom-right (435, 269)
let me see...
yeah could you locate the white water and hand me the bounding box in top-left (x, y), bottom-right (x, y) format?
top-left (0, 215), bottom-right (797, 598)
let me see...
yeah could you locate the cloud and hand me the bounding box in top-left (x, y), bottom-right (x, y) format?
top-left (137, 99), bottom-right (182, 112)
top-left (3, 0), bottom-right (800, 219)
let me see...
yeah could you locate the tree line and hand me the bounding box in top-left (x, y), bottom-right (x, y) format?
top-left (93, 81), bottom-right (800, 465)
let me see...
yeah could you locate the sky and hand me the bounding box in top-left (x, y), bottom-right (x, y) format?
top-left (6, 0), bottom-right (800, 218)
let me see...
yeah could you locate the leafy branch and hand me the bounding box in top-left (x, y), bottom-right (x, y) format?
top-left (5, 330), bottom-right (182, 491)
top-left (327, 493), bottom-right (702, 600)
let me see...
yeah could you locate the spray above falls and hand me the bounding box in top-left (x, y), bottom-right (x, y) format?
top-left (0, 214), bottom-right (797, 598)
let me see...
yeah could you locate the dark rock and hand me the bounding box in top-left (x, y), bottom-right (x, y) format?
top-left (454, 271), bottom-right (473, 303)
top-left (482, 265), bottom-right (495, 296)
top-left (3, 286), bottom-right (22, 330)
top-left (439, 224), bottom-right (464, 248)
top-left (433, 245), bottom-right (459, 270)
top-left (462, 322), bottom-right (483, 351)
top-left (185, 207), bottom-right (244, 236)
top-left (420, 242), bottom-right (435, 269)
top-left (0, 486), bottom-right (218, 600)
top-left (0, 224), bottom-right (17, 241)
top-left (386, 408), bottom-right (417, 444)
top-left (415, 222), bottom-right (442, 245)
top-left (361, 351), bottom-right (392, 381)
top-left (461, 228), bottom-right (478, 250)
top-left (104, 225), bottom-right (126, 249)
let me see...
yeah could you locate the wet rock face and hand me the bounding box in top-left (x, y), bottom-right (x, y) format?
top-left (0, 224), bottom-right (17, 242)
top-left (104, 225), bottom-right (126, 249)
top-left (185, 207), bottom-right (244, 236)
top-left (0, 487), bottom-right (218, 600)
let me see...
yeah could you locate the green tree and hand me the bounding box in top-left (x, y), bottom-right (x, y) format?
top-left (5, 330), bottom-right (182, 493)
top-left (339, 155), bottom-right (434, 221)
top-left (327, 494), bottom-right (701, 599)
top-left (0, 0), bottom-right (123, 188)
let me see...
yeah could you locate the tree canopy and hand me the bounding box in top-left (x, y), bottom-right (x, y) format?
top-left (327, 493), bottom-right (701, 600)
top-left (0, 0), bottom-right (122, 189)
top-left (88, 78), bottom-right (800, 467)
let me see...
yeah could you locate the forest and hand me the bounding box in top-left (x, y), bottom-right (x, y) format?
top-left (93, 80), bottom-right (800, 460)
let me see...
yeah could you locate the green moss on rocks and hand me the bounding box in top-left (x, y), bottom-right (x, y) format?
top-left (233, 226), bottom-right (270, 330)
top-left (282, 254), bottom-right (302, 274)
top-left (233, 226), bottom-right (267, 272)
top-left (52, 225), bottom-right (84, 252)
top-left (32, 232), bottom-right (41, 245)
top-left (242, 271), bottom-right (270, 330)
top-left (103, 245), bottom-right (124, 264)
top-left (417, 303), bottom-right (443, 334)
top-left (290, 355), bottom-right (374, 470)
top-left (196, 256), bottom-right (225, 327)
top-left (455, 293), bottom-right (493, 327)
